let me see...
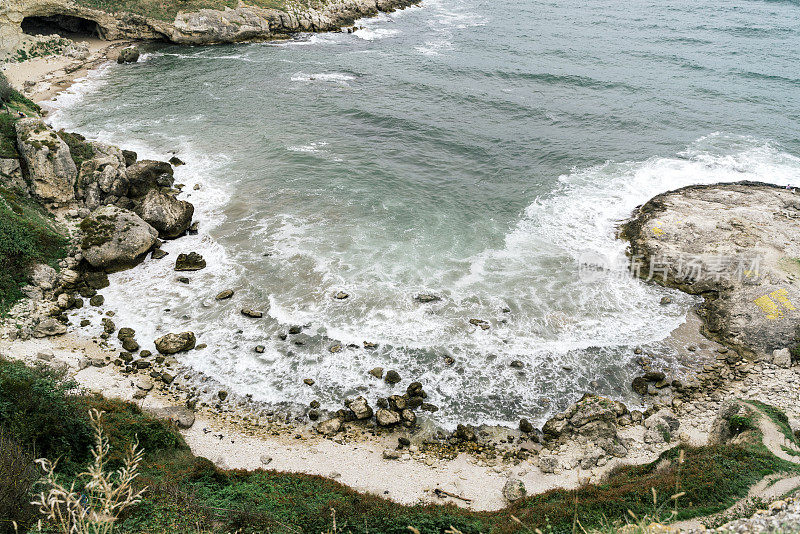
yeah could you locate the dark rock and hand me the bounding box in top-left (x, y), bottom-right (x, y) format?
top-left (334, 291), bottom-right (349, 300)
top-left (216, 289), bottom-right (234, 300)
top-left (122, 150), bottom-right (137, 167)
top-left (151, 249), bottom-right (168, 260)
top-left (368, 367), bottom-right (384, 379)
top-left (255, 345), bottom-right (265, 353)
top-left (117, 46), bottom-right (140, 64)
top-left (241, 308), bottom-right (263, 318)
top-left (126, 160), bottom-right (174, 197)
top-left (376, 409), bottom-right (401, 426)
top-left (631, 376), bottom-right (649, 395)
top-left (414, 294), bottom-right (441, 303)
top-left (84, 271), bottom-right (110, 290)
top-left (385, 370), bottom-right (401, 385)
top-left (118, 327), bottom-right (135, 339)
top-left (169, 156), bottom-right (185, 166)
top-left (455, 424), bottom-right (477, 442)
top-left (175, 252), bottom-right (206, 271)
top-left (519, 418), bottom-right (534, 433)
top-left (122, 337), bottom-right (140, 352)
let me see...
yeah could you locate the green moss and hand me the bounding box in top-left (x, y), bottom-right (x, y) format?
top-left (80, 213), bottom-right (117, 249)
top-left (747, 400), bottom-right (798, 444)
top-left (0, 187), bottom-right (67, 315)
top-left (57, 130), bottom-right (95, 169)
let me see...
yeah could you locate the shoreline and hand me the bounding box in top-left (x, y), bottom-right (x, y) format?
top-left (2, 35), bottom-right (799, 514)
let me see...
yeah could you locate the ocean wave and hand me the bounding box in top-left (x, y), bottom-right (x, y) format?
top-left (290, 72), bottom-right (356, 84)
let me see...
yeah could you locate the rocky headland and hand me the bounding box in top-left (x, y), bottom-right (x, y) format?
top-left (0, 0), bottom-right (421, 59)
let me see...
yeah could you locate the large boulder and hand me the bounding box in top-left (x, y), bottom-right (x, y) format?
top-left (126, 160), bottom-right (174, 198)
top-left (76, 142), bottom-right (128, 207)
top-left (346, 396), bottom-right (373, 420)
top-left (79, 206), bottom-right (158, 271)
top-left (154, 332), bottom-right (197, 354)
top-left (15, 119), bottom-right (77, 203)
top-left (134, 189), bottom-right (194, 239)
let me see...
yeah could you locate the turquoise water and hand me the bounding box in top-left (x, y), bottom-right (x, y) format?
top-left (52, 0), bottom-right (800, 427)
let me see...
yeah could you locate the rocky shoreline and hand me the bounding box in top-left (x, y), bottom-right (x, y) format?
top-left (0, 0), bottom-right (422, 59)
top-left (1, 41), bottom-right (799, 513)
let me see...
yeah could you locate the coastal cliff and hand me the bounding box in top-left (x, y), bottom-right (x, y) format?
top-left (0, 0), bottom-right (420, 58)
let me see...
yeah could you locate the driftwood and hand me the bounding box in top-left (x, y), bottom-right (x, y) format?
top-left (434, 488), bottom-right (472, 503)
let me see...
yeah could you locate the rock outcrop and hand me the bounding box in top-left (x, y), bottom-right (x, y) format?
top-left (134, 188), bottom-right (194, 238)
top-left (621, 182), bottom-right (800, 358)
top-left (79, 205), bottom-right (158, 270)
top-left (15, 119), bottom-right (77, 203)
top-left (1, 0), bottom-right (421, 59)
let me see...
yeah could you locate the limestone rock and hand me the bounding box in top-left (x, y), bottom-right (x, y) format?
top-left (134, 188), bottom-right (194, 239)
top-left (33, 318), bottom-right (67, 337)
top-left (80, 206), bottom-right (158, 271)
top-left (117, 46), bottom-right (140, 63)
top-left (154, 332), bottom-right (197, 354)
top-left (346, 396), bottom-right (373, 420)
top-left (126, 160), bottom-right (174, 197)
top-left (150, 406), bottom-right (195, 429)
top-left (621, 182), bottom-right (800, 357)
top-left (15, 119), bottom-right (77, 203)
top-left (503, 478), bottom-right (526, 502)
top-left (773, 348), bottom-right (792, 368)
top-left (316, 417), bottom-right (342, 436)
top-left (376, 409), bottom-right (401, 426)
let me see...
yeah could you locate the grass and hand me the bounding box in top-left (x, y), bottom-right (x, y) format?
top-left (0, 187), bottom-right (68, 316)
top-left (2, 358), bottom-right (799, 534)
top-left (72, 0), bottom-right (322, 21)
top-left (748, 400), bottom-right (799, 445)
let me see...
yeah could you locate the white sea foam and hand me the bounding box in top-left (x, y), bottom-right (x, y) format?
top-left (290, 72), bottom-right (356, 84)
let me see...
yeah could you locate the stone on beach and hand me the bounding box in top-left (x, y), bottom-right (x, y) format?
top-left (154, 332), bottom-right (197, 354)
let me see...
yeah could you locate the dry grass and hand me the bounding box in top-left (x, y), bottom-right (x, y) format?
top-left (32, 409), bottom-right (146, 534)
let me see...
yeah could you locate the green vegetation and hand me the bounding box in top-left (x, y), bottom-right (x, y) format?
top-left (1, 358), bottom-right (798, 534)
top-left (729, 414), bottom-right (755, 435)
top-left (0, 74), bottom-right (41, 158)
top-left (57, 130), bottom-right (95, 169)
top-left (73, 0), bottom-right (319, 21)
top-left (0, 188), bottom-right (68, 315)
top-left (748, 400), bottom-right (799, 444)
top-left (10, 38), bottom-right (70, 63)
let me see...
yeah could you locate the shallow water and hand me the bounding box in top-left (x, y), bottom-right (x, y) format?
top-left (50, 0), bottom-right (800, 428)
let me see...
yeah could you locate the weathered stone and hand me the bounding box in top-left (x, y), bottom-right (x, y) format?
top-left (126, 160), bottom-right (174, 197)
top-left (773, 348), bottom-right (792, 368)
top-left (316, 417), bottom-right (342, 436)
top-left (241, 308), bottom-right (263, 318)
top-left (216, 289), bottom-right (234, 300)
top-left (502, 478), bottom-right (526, 502)
top-left (174, 252), bottom-right (206, 271)
top-left (346, 396), bottom-right (373, 420)
top-left (15, 119), bottom-right (77, 203)
top-left (33, 318), bottom-right (67, 337)
top-left (376, 409), bottom-right (401, 426)
top-left (150, 406), bottom-right (195, 429)
top-left (117, 46), bottom-right (140, 63)
top-left (80, 206), bottom-right (158, 271)
top-left (154, 332), bottom-right (197, 354)
top-left (384, 370), bottom-right (401, 384)
top-left (134, 188), bottom-right (194, 239)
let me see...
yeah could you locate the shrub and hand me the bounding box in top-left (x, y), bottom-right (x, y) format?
top-left (0, 72), bottom-right (12, 104)
top-left (0, 358), bottom-right (94, 473)
top-left (729, 414), bottom-right (754, 435)
top-left (0, 428), bottom-right (38, 534)
top-left (57, 130), bottom-right (95, 169)
top-left (0, 188), bottom-right (68, 315)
